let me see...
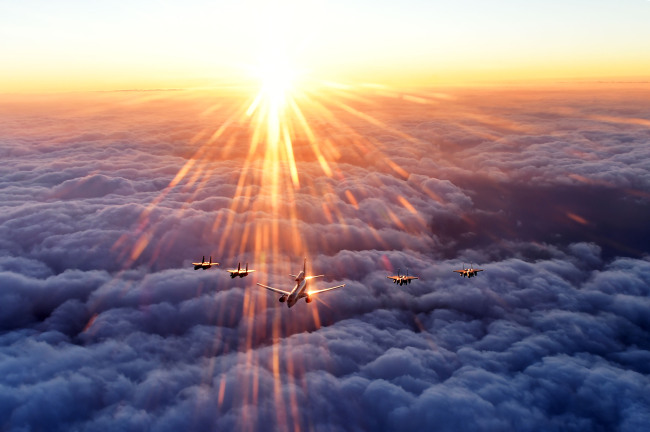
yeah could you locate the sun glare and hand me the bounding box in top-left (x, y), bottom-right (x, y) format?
top-left (256, 56), bottom-right (299, 108)
top-left (112, 44), bottom-right (443, 430)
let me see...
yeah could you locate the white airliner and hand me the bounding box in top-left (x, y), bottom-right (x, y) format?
top-left (193, 256), bottom-right (219, 270)
top-left (453, 263), bottom-right (484, 278)
top-left (257, 258), bottom-right (345, 308)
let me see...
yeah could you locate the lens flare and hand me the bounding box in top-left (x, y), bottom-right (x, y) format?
top-left (105, 62), bottom-right (457, 431)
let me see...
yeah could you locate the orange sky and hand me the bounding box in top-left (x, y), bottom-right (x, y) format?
top-left (1, 0), bottom-right (650, 92)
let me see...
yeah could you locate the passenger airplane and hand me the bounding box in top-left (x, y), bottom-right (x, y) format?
top-left (256, 258), bottom-right (345, 308)
top-left (227, 262), bottom-right (255, 278)
top-left (453, 264), bottom-right (484, 278)
top-left (192, 256), bottom-right (219, 270)
top-left (387, 268), bottom-right (419, 286)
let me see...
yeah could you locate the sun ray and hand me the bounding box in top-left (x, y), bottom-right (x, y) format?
top-left (98, 54), bottom-right (458, 431)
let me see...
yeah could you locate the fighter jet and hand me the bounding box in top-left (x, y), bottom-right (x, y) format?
top-left (192, 256), bottom-right (219, 270)
top-left (453, 263), bottom-right (484, 278)
top-left (256, 258), bottom-right (345, 308)
top-left (227, 262), bottom-right (255, 278)
top-left (387, 268), bottom-right (419, 286)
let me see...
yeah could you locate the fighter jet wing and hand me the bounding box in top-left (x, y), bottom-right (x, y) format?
top-left (387, 276), bottom-right (400, 280)
top-left (256, 283), bottom-right (291, 296)
top-left (403, 276), bottom-right (419, 280)
top-left (475, 269), bottom-right (484, 272)
top-left (307, 284), bottom-right (345, 296)
top-left (452, 270), bottom-right (465, 273)
top-left (305, 274), bottom-right (324, 280)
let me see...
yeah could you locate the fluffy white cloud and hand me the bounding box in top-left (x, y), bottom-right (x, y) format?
top-left (1, 88), bottom-right (649, 431)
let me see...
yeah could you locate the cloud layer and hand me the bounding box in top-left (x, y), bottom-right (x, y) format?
top-left (1, 87), bottom-right (649, 431)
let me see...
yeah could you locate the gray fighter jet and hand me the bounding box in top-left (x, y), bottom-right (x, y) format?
top-left (227, 262), bottom-right (255, 278)
top-left (193, 256), bottom-right (219, 270)
top-left (453, 263), bottom-right (484, 278)
top-left (387, 268), bottom-right (418, 286)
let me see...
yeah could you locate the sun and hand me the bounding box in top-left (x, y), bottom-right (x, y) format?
top-left (255, 54), bottom-right (299, 108)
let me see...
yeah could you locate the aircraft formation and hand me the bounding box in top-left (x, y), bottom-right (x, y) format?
top-left (191, 255), bottom-right (485, 308)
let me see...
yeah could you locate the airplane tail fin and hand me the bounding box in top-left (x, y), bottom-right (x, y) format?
top-left (304, 257), bottom-right (307, 275)
top-left (238, 262), bottom-right (241, 271)
top-left (397, 268), bottom-right (401, 277)
top-left (202, 256), bottom-right (205, 263)
top-left (246, 263), bottom-right (248, 272)
top-left (210, 256), bottom-right (213, 264)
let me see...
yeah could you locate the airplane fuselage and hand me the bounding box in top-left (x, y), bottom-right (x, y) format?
top-left (286, 272), bottom-right (307, 308)
top-left (390, 276), bottom-right (414, 286)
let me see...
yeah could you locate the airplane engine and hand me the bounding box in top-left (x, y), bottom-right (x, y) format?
top-left (305, 296), bottom-right (312, 303)
top-left (279, 295), bottom-right (287, 303)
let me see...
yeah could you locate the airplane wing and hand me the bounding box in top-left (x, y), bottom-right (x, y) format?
top-left (226, 270), bottom-right (237, 273)
top-left (192, 263), bottom-right (205, 266)
top-left (452, 270), bottom-right (465, 273)
top-left (475, 269), bottom-right (484, 272)
top-left (307, 284), bottom-right (345, 296)
top-left (387, 276), bottom-right (400, 280)
top-left (305, 274), bottom-right (324, 280)
top-left (256, 283), bottom-right (291, 296)
top-left (405, 276), bottom-right (419, 280)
